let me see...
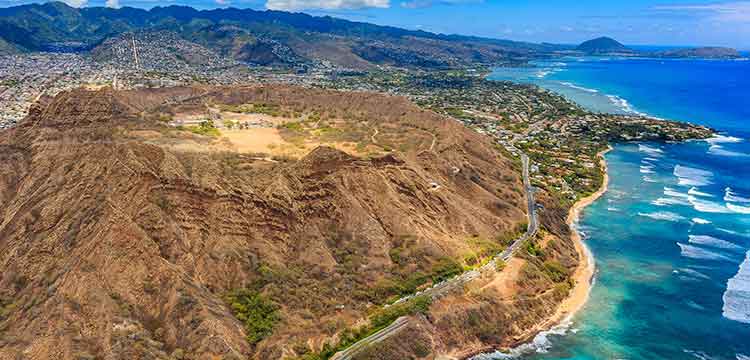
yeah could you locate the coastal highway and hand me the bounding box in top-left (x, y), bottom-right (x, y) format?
top-left (331, 153), bottom-right (538, 360)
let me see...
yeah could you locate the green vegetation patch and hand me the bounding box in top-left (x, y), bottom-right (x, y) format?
top-left (542, 260), bottom-right (569, 283)
top-left (462, 235), bottom-right (507, 267)
top-left (524, 239), bottom-right (544, 258)
top-left (280, 121), bottom-right (305, 132)
top-left (300, 295), bottom-right (432, 360)
top-left (367, 256), bottom-right (461, 305)
top-left (181, 121), bottom-right (221, 137)
top-left (225, 288), bottom-right (280, 346)
top-left (0, 296), bottom-right (15, 321)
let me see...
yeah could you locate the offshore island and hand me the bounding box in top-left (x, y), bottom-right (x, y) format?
top-left (0, 3), bottom-right (725, 360)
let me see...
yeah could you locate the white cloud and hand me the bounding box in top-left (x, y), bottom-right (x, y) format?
top-left (266, 0), bottom-right (390, 10)
top-left (62, 0), bottom-right (87, 7)
top-left (654, 1), bottom-right (750, 22)
top-left (216, 0), bottom-right (230, 5)
top-left (106, 0), bottom-right (120, 8)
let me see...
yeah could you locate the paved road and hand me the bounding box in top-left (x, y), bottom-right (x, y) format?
top-left (331, 153), bottom-right (538, 360)
top-left (330, 317), bottom-right (410, 360)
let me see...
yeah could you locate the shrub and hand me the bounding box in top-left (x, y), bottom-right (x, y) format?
top-left (495, 260), bottom-right (506, 272)
top-left (186, 121), bottom-right (220, 137)
top-left (543, 260), bottom-right (569, 283)
top-left (525, 240), bottom-right (543, 258)
top-left (369, 295), bottom-right (431, 329)
top-left (225, 289), bottom-right (280, 346)
top-left (280, 122), bottom-right (304, 132)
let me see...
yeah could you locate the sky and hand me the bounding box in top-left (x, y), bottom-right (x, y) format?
top-left (2, 0), bottom-right (750, 49)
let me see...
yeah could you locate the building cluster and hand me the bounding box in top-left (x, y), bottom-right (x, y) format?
top-left (0, 53), bottom-right (107, 128)
top-left (1, 48), bottom-right (712, 203)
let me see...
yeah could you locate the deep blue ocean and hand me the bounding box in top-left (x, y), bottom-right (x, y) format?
top-left (481, 57), bottom-right (750, 360)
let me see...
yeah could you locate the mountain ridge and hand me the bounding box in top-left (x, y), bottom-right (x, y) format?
top-left (0, 1), bottom-right (548, 68)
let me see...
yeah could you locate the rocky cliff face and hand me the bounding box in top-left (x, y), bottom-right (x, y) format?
top-left (0, 85), bottom-right (533, 359)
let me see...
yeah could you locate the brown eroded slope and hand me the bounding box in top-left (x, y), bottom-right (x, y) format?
top-left (0, 85), bottom-right (529, 359)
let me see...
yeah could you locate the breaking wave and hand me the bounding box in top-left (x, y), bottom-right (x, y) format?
top-left (606, 94), bottom-right (646, 116)
top-left (725, 188), bottom-right (750, 203)
top-left (470, 318), bottom-right (575, 359)
top-left (664, 186), bottom-right (690, 198)
top-left (688, 235), bottom-right (743, 251)
top-left (688, 187), bottom-right (713, 197)
top-left (674, 165), bottom-right (713, 187)
top-left (652, 197), bottom-right (690, 206)
top-left (708, 145), bottom-right (748, 157)
top-left (691, 218), bottom-right (711, 225)
top-left (727, 203), bottom-right (750, 214)
top-left (707, 135), bottom-right (743, 144)
top-left (677, 243), bottom-right (733, 262)
top-left (706, 135), bottom-right (747, 157)
top-left (676, 267), bottom-right (711, 280)
top-left (722, 251), bottom-right (750, 324)
top-left (639, 144), bottom-right (664, 157)
top-left (560, 81), bottom-right (599, 93)
top-left (688, 195), bottom-right (733, 214)
top-left (639, 211), bottom-right (685, 222)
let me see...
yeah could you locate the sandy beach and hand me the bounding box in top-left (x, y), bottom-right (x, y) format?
top-left (552, 145), bottom-right (612, 325)
top-left (456, 146), bottom-right (613, 360)
top-left (508, 145), bottom-right (613, 349)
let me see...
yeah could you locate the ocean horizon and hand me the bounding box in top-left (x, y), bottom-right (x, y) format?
top-left (484, 57), bottom-right (750, 359)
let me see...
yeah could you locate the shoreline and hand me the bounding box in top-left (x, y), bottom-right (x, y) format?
top-left (511, 145), bottom-right (611, 347)
top-left (460, 146), bottom-right (612, 360)
top-left (553, 145), bottom-right (612, 327)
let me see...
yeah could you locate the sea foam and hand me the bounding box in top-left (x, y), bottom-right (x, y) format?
top-left (708, 145), bottom-right (748, 157)
top-left (652, 197), bottom-right (690, 206)
top-left (688, 235), bottom-right (743, 251)
top-left (639, 211), bottom-right (685, 222)
top-left (677, 267), bottom-right (711, 280)
top-left (688, 187), bottom-right (713, 197)
top-left (688, 195), bottom-right (733, 213)
top-left (727, 203), bottom-right (750, 214)
top-left (664, 187), bottom-right (690, 198)
top-left (707, 134), bottom-right (743, 144)
top-left (470, 318), bottom-right (575, 359)
top-left (706, 135), bottom-right (747, 157)
top-left (560, 81), bottom-right (598, 93)
top-left (691, 218), bottom-right (711, 225)
top-left (674, 165), bottom-right (713, 187)
top-left (606, 94), bottom-right (646, 116)
top-left (639, 144), bottom-right (664, 157)
top-left (722, 251), bottom-right (750, 324)
top-left (677, 243), bottom-right (732, 262)
top-left (725, 188), bottom-right (750, 203)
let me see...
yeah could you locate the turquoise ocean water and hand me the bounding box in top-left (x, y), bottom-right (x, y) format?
top-left (479, 57), bottom-right (750, 360)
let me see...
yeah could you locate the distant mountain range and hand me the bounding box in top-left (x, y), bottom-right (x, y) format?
top-left (0, 3), bottom-right (743, 68)
top-left (0, 1), bottom-right (557, 69)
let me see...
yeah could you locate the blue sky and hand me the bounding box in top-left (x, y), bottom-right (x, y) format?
top-left (4, 0), bottom-right (750, 48)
